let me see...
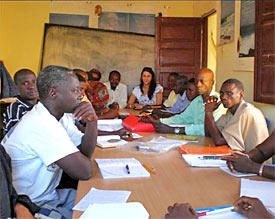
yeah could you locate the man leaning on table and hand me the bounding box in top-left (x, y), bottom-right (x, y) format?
top-left (2, 65), bottom-right (98, 218)
top-left (204, 78), bottom-right (268, 153)
top-left (149, 68), bottom-right (227, 136)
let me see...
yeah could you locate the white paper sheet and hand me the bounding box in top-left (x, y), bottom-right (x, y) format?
top-left (97, 119), bottom-right (123, 131)
top-left (79, 202), bottom-right (149, 219)
top-left (198, 211), bottom-right (244, 219)
top-left (182, 154), bottom-right (227, 167)
top-left (97, 135), bottom-right (128, 148)
top-left (240, 179), bottom-right (275, 207)
top-left (95, 158), bottom-right (150, 179)
top-left (220, 167), bottom-right (257, 177)
top-left (73, 187), bottom-right (131, 211)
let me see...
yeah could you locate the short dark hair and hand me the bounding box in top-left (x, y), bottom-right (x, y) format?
top-left (37, 65), bottom-right (75, 100)
top-left (169, 72), bottom-right (179, 78)
top-left (89, 68), bottom-right (101, 81)
top-left (188, 78), bottom-right (195, 84)
top-left (222, 78), bottom-right (244, 91)
top-left (109, 70), bottom-right (121, 81)
top-left (177, 75), bottom-right (188, 86)
top-left (14, 69), bottom-right (35, 84)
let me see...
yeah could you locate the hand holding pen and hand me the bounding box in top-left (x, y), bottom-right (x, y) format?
top-left (233, 196), bottom-right (273, 219)
top-left (221, 152), bottom-right (260, 174)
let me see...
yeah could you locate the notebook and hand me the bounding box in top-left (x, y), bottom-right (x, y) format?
top-left (97, 135), bottom-right (128, 148)
top-left (220, 166), bottom-right (257, 177)
top-left (179, 145), bottom-right (232, 155)
top-left (182, 154), bottom-right (227, 167)
top-left (95, 158), bottom-right (150, 179)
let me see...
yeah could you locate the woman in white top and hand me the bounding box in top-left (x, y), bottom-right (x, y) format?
top-left (127, 67), bottom-right (163, 109)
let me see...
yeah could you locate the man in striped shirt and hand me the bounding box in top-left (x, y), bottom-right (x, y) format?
top-left (3, 69), bottom-right (38, 132)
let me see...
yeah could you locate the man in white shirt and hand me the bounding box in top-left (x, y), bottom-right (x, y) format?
top-left (104, 70), bottom-right (127, 109)
top-left (2, 65), bottom-right (98, 218)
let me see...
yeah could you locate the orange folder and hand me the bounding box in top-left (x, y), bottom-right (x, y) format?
top-left (179, 145), bottom-right (232, 155)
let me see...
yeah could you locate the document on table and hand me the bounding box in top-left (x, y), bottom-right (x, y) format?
top-left (240, 178), bottom-right (275, 207)
top-left (97, 119), bottom-right (123, 131)
top-left (97, 135), bottom-right (128, 148)
top-left (182, 154), bottom-right (227, 167)
top-left (79, 202), bottom-right (149, 219)
top-left (73, 187), bottom-right (131, 211)
top-left (95, 158), bottom-right (150, 179)
top-left (220, 167), bottom-right (257, 177)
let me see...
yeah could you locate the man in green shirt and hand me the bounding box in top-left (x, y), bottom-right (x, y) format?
top-left (149, 68), bottom-right (226, 136)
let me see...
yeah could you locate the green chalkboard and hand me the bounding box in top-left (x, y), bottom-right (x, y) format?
top-left (41, 24), bottom-right (155, 94)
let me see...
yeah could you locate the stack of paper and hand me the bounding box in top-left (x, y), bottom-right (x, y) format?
top-left (97, 119), bottom-right (123, 132)
top-left (79, 202), bottom-right (149, 219)
top-left (220, 167), bottom-right (257, 177)
top-left (182, 154), bottom-right (227, 167)
top-left (95, 158), bottom-right (150, 178)
top-left (240, 178), bottom-right (275, 207)
top-left (97, 135), bottom-right (127, 148)
top-left (73, 187), bottom-right (131, 211)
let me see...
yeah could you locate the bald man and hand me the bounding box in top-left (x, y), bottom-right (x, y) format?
top-left (151, 68), bottom-right (226, 136)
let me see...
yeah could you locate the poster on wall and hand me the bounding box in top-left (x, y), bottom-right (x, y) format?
top-left (239, 0), bottom-right (255, 57)
top-left (49, 13), bottom-right (89, 27)
top-left (219, 1), bottom-right (235, 44)
top-left (99, 12), bottom-right (155, 35)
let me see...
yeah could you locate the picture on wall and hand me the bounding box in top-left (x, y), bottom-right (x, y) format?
top-left (219, 1), bottom-right (235, 44)
top-left (239, 0), bottom-right (255, 57)
top-left (99, 12), bottom-right (155, 35)
top-left (49, 13), bottom-right (89, 27)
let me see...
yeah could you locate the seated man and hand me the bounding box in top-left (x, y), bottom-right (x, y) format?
top-left (2, 65), bottom-right (97, 218)
top-left (222, 130), bottom-right (274, 180)
top-left (164, 196), bottom-right (273, 218)
top-left (3, 69), bottom-right (38, 132)
top-left (1, 143), bottom-right (39, 218)
top-left (104, 70), bottom-right (127, 109)
top-left (149, 68), bottom-right (226, 136)
top-left (153, 77), bottom-right (198, 118)
top-left (163, 72), bottom-right (180, 108)
top-left (204, 78), bottom-right (268, 152)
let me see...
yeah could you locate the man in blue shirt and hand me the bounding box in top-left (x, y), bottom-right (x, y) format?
top-left (149, 68), bottom-right (227, 136)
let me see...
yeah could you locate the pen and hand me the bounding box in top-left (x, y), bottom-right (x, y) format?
top-left (143, 163), bottom-right (156, 174)
top-left (197, 206), bottom-right (234, 216)
top-left (199, 156), bottom-right (222, 160)
top-left (136, 145), bottom-right (151, 151)
top-left (125, 164), bottom-right (130, 174)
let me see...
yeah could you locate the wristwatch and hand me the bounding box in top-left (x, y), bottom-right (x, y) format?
top-left (174, 127), bottom-right (180, 134)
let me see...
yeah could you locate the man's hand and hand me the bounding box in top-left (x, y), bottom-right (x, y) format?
top-left (73, 101), bottom-right (98, 123)
top-left (165, 203), bottom-right (197, 219)
top-left (234, 196), bottom-right (273, 219)
top-left (204, 96), bottom-right (221, 113)
top-left (152, 122), bottom-right (174, 133)
top-left (140, 115), bottom-right (160, 123)
top-left (221, 152), bottom-right (260, 174)
top-left (14, 203), bottom-right (34, 219)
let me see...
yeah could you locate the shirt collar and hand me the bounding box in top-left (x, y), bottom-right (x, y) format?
top-left (16, 95), bottom-right (35, 108)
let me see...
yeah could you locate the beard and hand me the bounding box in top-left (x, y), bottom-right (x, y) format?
top-left (111, 84), bottom-right (117, 90)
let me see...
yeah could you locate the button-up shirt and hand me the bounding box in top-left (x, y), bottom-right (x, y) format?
top-left (160, 89), bottom-right (227, 136)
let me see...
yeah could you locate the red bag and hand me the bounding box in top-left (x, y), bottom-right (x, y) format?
top-left (122, 115), bottom-right (155, 132)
